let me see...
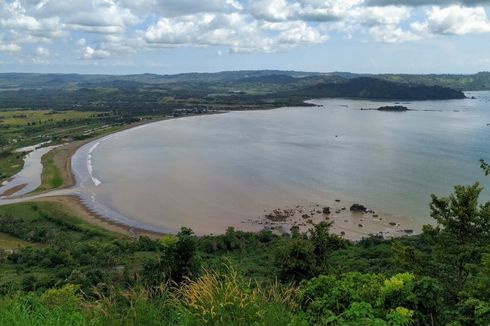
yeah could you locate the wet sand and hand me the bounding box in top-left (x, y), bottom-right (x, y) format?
top-left (35, 195), bottom-right (163, 239)
top-left (0, 183), bottom-right (27, 197)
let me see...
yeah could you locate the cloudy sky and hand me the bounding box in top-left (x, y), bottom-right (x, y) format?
top-left (0, 0), bottom-right (490, 74)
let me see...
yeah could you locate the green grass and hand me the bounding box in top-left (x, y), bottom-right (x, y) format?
top-left (0, 110), bottom-right (104, 184)
top-left (0, 201), bottom-right (118, 242)
top-left (35, 148), bottom-right (63, 192)
top-left (0, 233), bottom-right (31, 250)
top-left (0, 110), bottom-right (97, 127)
top-left (0, 151), bottom-right (24, 183)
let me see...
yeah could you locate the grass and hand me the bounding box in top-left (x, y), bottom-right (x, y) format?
top-left (0, 110), bottom-right (104, 184)
top-left (35, 148), bottom-right (64, 192)
top-left (0, 201), bottom-right (118, 242)
top-left (0, 201), bottom-right (123, 292)
top-left (0, 233), bottom-right (31, 250)
top-left (0, 106), bottom-right (129, 181)
top-left (0, 265), bottom-right (297, 326)
top-left (0, 110), bottom-right (96, 127)
top-left (0, 151), bottom-right (24, 183)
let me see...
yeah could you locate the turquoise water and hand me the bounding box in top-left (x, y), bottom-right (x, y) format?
top-left (72, 92), bottom-right (490, 234)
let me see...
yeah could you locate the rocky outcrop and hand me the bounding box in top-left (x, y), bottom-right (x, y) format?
top-left (350, 203), bottom-right (367, 212)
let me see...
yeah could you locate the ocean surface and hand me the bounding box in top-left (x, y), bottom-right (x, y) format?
top-left (71, 92), bottom-right (490, 234)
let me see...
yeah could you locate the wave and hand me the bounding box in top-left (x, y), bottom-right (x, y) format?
top-left (87, 142), bottom-right (102, 186)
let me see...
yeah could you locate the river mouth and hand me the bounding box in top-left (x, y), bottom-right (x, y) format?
top-left (70, 93), bottom-right (490, 236)
top-left (0, 145), bottom-right (60, 198)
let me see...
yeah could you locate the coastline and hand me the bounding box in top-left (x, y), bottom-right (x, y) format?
top-left (34, 195), bottom-right (164, 239)
top-left (56, 111), bottom-right (228, 194)
top-left (5, 109), bottom-right (424, 241)
top-left (3, 113), bottom-right (226, 238)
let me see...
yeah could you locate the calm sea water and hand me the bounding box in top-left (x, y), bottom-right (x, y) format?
top-left (72, 92), bottom-right (490, 234)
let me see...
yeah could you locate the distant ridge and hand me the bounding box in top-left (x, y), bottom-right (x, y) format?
top-left (0, 70), bottom-right (489, 91)
top-left (296, 77), bottom-right (466, 101)
top-left (0, 70), bottom-right (474, 111)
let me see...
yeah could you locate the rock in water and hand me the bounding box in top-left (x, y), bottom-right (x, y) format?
top-left (350, 203), bottom-right (368, 212)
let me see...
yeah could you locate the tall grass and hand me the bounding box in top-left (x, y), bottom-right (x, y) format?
top-left (0, 264), bottom-right (297, 325)
top-left (178, 264), bottom-right (297, 325)
top-left (0, 294), bottom-right (88, 326)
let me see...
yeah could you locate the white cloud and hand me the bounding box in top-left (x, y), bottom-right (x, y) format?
top-left (0, 43), bottom-right (21, 53)
top-left (295, 0), bottom-right (364, 22)
top-left (122, 0), bottom-right (243, 16)
top-left (80, 46), bottom-right (111, 59)
top-left (35, 46), bottom-right (50, 57)
top-left (416, 5), bottom-right (490, 35)
top-left (369, 25), bottom-right (421, 43)
top-left (0, 0), bottom-right (488, 61)
top-left (249, 0), bottom-right (292, 21)
top-left (144, 13), bottom-right (327, 52)
top-left (352, 6), bottom-right (412, 26)
top-left (0, 0), bottom-right (64, 41)
top-left (248, 0), bottom-right (364, 22)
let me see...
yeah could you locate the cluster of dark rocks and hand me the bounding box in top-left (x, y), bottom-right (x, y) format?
top-left (350, 203), bottom-right (368, 212)
top-left (264, 209), bottom-right (295, 222)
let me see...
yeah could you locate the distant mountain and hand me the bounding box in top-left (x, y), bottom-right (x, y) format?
top-left (0, 71), bottom-right (474, 112)
top-left (323, 71), bottom-right (490, 91)
top-left (0, 70), bottom-right (488, 91)
top-left (296, 77), bottom-right (466, 100)
top-left (376, 72), bottom-right (490, 91)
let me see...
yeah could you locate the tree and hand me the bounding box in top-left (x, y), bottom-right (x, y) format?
top-left (309, 221), bottom-right (346, 270)
top-left (142, 227), bottom-right (201, 285)
top-left (427, 183), bottom-right (490, 296)
top-left (275, 237), bottom-right (317, 282)
top-left (295, 272), bottom-right (437, 325)
top-left (170, 227), bottom-right (201, 283)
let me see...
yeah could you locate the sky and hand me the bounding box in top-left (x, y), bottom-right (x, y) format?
top-left (0, 0), bottom-right (490, 74)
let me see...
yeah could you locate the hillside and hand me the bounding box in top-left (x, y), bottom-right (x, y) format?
top-left (297, 77), bottom-right (466, 100)
top-left (0, 180), bottom-right (489, 325)
top-left (0, 71), bottom-right (468, 114)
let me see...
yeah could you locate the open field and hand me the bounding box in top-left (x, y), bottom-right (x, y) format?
top-left (0, 110), bottom-right (96, 126)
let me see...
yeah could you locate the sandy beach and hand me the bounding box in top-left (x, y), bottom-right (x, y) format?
top-left (35, 195), bottom-right (164, 239)
top-left (1, 112), bottom-right (424, 241)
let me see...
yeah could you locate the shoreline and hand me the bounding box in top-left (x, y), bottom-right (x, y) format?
top-left (61, 113), bottom-right (227, 186)
top-left (34, 195), bottom-right (164, 239)
top-left (5, 110), bottom-right (423, 241)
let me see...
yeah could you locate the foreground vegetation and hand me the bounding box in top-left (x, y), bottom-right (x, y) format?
top-left (0, 179), bottom-right (489, 325)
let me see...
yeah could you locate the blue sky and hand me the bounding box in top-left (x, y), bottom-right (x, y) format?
top-left (0, 0), bottom-right (489, 74)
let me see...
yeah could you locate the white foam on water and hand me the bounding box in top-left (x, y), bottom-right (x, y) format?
top-left (87, 142), bottom-right (101, 186)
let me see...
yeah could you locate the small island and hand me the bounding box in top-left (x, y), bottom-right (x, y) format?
top-left (377, 105), bottom-right (409, 112)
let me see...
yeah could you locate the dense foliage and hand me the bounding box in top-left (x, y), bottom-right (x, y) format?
top-left (0, 179), bottom-right (489, 325)
top-left (293, 77), bottom-right (466, 101)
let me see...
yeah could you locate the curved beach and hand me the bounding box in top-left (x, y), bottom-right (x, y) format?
top-left (4, 93), bottom-right (490, 239)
